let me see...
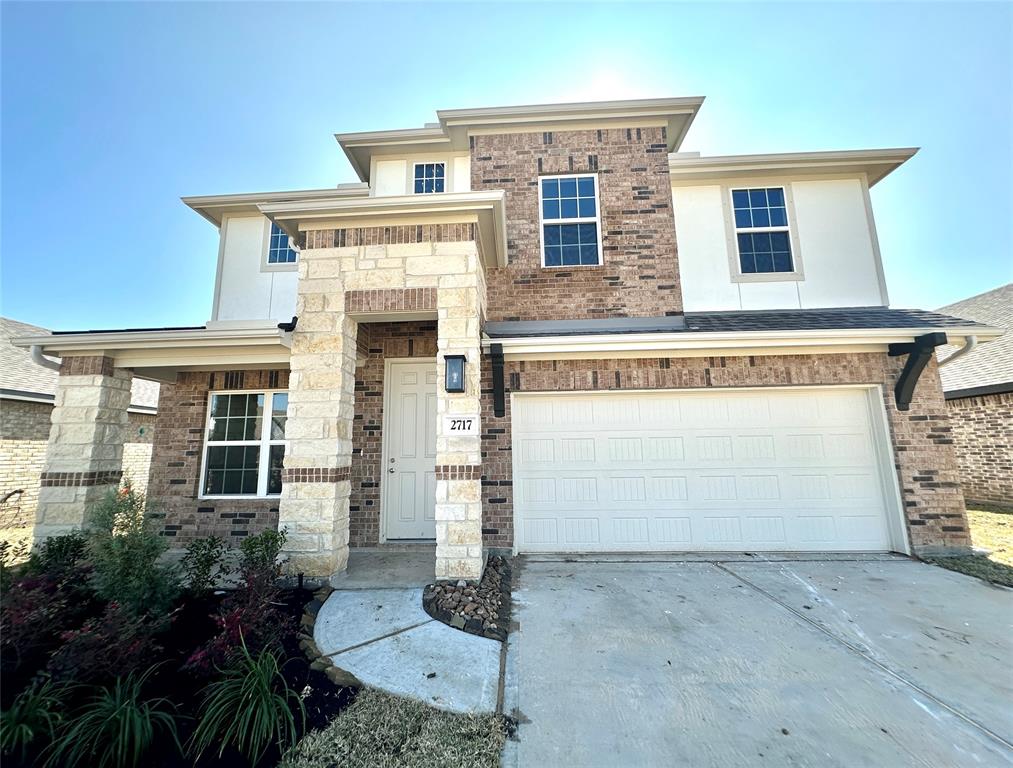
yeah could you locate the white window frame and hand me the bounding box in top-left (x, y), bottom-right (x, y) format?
top-left (538, 173), bottom-right (604, 269)
top-left (198, 388), bottom-right (289, 499)
top-left (725, 184), bottom-right (804, 282)
top-left (412, 161), bottom-right (447, 194)
top-left (261, 220), bottom-right (299, 273)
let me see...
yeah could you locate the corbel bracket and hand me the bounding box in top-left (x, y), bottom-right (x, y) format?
top-left (887, 332), bottom-right (947, 411)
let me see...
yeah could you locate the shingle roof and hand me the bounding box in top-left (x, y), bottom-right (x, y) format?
top-left (484, 307), bottom-right (990, 338)
top-left (936, 283), bottom-right (1013, 395)
top-left (1, 317), bottom-right (160, 410)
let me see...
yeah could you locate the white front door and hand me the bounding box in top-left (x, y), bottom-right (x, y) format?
top-left (512, 388), bottom-right (897, 553)
top-left (383, 360), bottom-right (438, 540)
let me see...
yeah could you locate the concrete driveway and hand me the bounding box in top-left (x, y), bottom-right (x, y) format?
top-left (502, 554), bottom-right (1013, 767)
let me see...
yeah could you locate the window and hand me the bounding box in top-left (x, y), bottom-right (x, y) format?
top-left (732, 187), bottom-right (794, 274)
top-left (539, 174), bottom-right (602, 267)
top-left (413, 163), bottom-right (445, 194)
top-left (201, 391), bottom-right (288, 497)
top-left (267, 223), bottom-right (298, 264)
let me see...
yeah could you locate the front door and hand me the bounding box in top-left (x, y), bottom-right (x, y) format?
top-left (382, 360), bottom-right (438, 540)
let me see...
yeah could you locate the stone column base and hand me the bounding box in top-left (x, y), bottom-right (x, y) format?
top-left (435, 472), bottom-right (483, 580)
top-left (278, 471), bottom-right (351, 579)
top-left (34, 481), bottom-right (119, 544)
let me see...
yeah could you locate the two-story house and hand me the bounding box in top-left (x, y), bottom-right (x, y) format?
top-left (16, 97), bottom-right (1001, 582)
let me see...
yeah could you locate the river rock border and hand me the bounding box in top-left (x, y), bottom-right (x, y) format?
top-left (422, 555), bottom-right (511, 641)
top-left (298, 585), bottom-right (362, 688)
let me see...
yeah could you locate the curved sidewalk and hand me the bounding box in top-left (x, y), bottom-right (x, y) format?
top-left (313, 586), bottom-right (502, 714)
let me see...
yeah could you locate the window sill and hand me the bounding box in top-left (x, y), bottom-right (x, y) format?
top-left (198, 495), bottom-right (282, 502)
top-left (731, 270), bottom-right (805, 284)
top-left (260, 262), bottom-right (298, 274)
top-left (540, 263), bottom-right (605, 270)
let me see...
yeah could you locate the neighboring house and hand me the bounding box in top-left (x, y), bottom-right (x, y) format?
top-left (0, 317), bottom-right (159, 548)
top-left (13, 97), bottom-right (1003, 582)
top-left (936, 284), bottom-right (1013, 508)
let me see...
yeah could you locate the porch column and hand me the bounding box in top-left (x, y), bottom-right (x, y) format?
top-left (435, 275), bottom-right (484, 580)
top-left (34, 356), bottom-right (132, 543)
top-left (279, 299), bottom-right (358, 579)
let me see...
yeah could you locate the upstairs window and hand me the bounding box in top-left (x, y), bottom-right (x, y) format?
top-left (202, 391), bottom-right (288, 497)
top-left (539, 174), bottom-right (602, 267)
top-left (732, 187), bottom-right (794, 274)
top-left (267, 223), bottom-right (298, 264)
top-left (414, 162), bottom-right (445, 193)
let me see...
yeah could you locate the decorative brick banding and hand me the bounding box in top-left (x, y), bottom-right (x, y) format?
top-left (40, 470), bottom-right (122, 488)
top-left (436, 464), bottom-right (482, 480)
top-left (60, 355), bottom-right (115, 376)
top-left (345, 288), bottom-right (438, 314)
top-left (303, 223), bottom-right (477, 250)
top-left (282, 467), bottom-right (351, 484)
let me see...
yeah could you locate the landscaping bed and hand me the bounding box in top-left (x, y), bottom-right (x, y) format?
top-left (0, 488), bottom-right (356, 768)
top-left (422, 555), bottom-right (511, 641)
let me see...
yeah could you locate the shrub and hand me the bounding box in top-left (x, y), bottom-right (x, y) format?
top-left (183, 595), bottom-right (290, 676)
top-left (0, 573), bottom-right (89, 677)
top-left (27, 532), bottom-right (88, 579)
top-left (239, 528), bottom-right (287, 595)
top-left (48, 602), bottom-right (162, 685)
top-left (0, 678), bottom-right (67, 759)
top-left (181, 536), bottom-right (229, 597)
top-left (86, 487), bottom-right (179, 616)
top-left (190, 638), bottom-right (305, 764)
top-left (44, 666), bottom-right (180, 768)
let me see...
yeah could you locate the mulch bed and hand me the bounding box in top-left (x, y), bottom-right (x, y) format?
top-left (421, 555), bottom-right (511, 641)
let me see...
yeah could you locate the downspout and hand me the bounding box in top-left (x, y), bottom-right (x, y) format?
top-left (938, 335), bottom-right (978, 368)
top-left (30, 345), bottom-right (61, 371)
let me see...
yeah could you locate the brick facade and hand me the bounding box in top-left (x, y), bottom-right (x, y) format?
top-left (945, 391), bottom-right (1013, 507)
top-left (349, 321), bottom-right (437, 546)
top-left (148, 369), bottom-right (288, 545)
top-left (1, 398), bottom-right (154, 549)
top-left (472, 126), bottom-right (682, 322)
top-left (479, 351), bottom-right (970, 554)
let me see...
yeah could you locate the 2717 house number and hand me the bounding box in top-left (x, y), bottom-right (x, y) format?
top-left (443, 415), bottom-right (478, 434)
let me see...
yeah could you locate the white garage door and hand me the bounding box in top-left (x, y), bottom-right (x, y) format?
top-left (512, 388), bottom-right (896, 553)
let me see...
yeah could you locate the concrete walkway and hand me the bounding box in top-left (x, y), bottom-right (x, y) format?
top-left (313, 548), bottom-right (501, 714)
top-left (504, 555), bottom-right (1013, 768)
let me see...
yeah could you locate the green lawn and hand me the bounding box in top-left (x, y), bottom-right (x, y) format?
top-left (281, 688), bottom-right (507, 768)
top-left (924, 507), bottom-right (1013, 587)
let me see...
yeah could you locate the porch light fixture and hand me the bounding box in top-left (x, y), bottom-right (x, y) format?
top-left (444, 355), bottom-right (466, 393)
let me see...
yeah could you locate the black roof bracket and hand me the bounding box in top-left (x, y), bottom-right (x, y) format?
top-left (277, 316), bottom-right (298, 333)
top-left (887, 332), bottom-right (947, 411)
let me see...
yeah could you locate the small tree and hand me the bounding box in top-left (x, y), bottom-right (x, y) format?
top-left (181, 536), bottom-right (230, 598)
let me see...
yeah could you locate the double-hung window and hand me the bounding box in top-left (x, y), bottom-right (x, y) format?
top-left (539, 174), bottom-right (602, 267)
top-left (267, 223), bottom-right (298, 264)
top-left (732, 187), bottom-right (794, 274)
top-left (202, 391), bottom-right (288, 497)
top-left (413, 163), bottom-right (445, 193)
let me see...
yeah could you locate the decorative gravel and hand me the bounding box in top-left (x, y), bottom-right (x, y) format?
top-left (422, 555), bottom-right (511, 641)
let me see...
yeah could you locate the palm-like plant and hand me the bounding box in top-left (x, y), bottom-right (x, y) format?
top-left (190, 635), bottom-right (305, 764)
top-left (43, 666), bottom-right (180, 768)
top-left (0, 678), bottom-right (66, 759)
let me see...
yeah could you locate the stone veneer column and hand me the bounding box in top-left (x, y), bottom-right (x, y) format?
top-left (434, 245), bottom-right (485, 580)
top-left (278, 261), bottom-right (359, 578)
top-left (34, 356), bottom-right (132, 543)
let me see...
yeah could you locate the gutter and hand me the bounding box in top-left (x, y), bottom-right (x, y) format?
top-left (30, 345), bottom-right (61, 371)
top-left (938, 335), bottom-right (977, 367)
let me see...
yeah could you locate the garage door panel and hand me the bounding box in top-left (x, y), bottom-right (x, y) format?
top-left (513, 389), bottom-right (894, 553)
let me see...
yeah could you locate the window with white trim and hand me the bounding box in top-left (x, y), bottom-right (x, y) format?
top-left (539, 174), bottom-right (602, 267)
top-left (202, 391), bottom-right (288, 497)
top-left (267, 223), bottom-right (298, 264)
top-left (732, 187), bottom-right (794, 274)
top-left (413, 162), bottom-right (445, 193)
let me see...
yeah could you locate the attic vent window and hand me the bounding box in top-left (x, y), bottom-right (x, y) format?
top-left (414, 163), bottom-right (445, 194)
top-left (267, 223), bottom-right (298, 264)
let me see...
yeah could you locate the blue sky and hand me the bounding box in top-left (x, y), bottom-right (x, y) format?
top-left (2, 1), bottom-right (1010, 330)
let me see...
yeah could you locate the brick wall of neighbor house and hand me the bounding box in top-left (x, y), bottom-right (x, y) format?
top-left (350, 321), bottom-right (438, 546)
top-left (479, 352), bottom-right (969, 554)
top-left (945, 391), bottom-right (1013, 507)
top-left (148, 369), bottom-right (288, 545)
top-left (471, 126), bottom-right (682, 322)
top-left (0, 399), bottom-right (154, 546)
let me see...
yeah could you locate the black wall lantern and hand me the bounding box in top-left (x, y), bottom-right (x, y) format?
top-left (444, 355), bottom-right (467, 393)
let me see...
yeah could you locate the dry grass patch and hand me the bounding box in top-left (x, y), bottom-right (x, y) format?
top-left (925, 507), bottom-right (1013, 587)
top-left (281, 688), bottom-right (506, 768)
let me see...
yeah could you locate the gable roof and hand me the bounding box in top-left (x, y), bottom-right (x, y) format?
top-left (936, 283), bottom-right (1013, 396)
top-left (1, 317), bottom-right (160, 411)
